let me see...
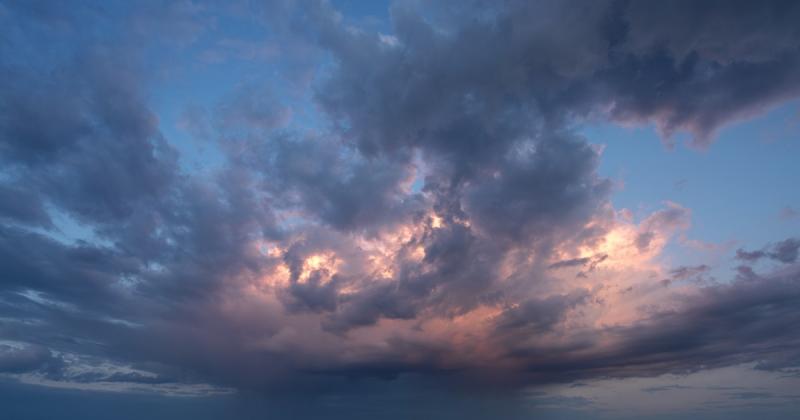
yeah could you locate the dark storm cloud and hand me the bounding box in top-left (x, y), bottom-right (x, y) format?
top-left (2, 0), bottom-right (800, 404)
top-left (601, 0), bottom-right (800, 146)
top-left (317, 0), bottom-right (800, 151)
top-left (598, 49), bottom-right (800, 147)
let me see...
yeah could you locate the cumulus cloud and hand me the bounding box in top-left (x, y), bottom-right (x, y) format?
top-left (1, 0), bottom-right (800, 402)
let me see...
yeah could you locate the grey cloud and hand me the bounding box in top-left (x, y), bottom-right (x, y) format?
top-left (313, 1), bottom-right (614, 246)
top-left (736, 249), bottom-right (767, 262)
top-left (547, 254), bottom-right (608, 271)
top-left (0, 344), bottom-right (61, 375)
top-left (199, 127), bottom-right (423, 233)
top-left (599, 47), bottom-right (800, 147)
top-left (736, 238), bottom-right (800, 264)
top-left (282, 273), bottom-right (340, 314)
top-left (634, 231), bottom-right (656, 252)
top-left (494, 290), bottom-right (591, 336)
top-left (669, 265), bottom-right (711, 281)
top-left (0, 51), bottom-right (177, 225)
top-left (634, 203), bottom-right (690, 251)
top-left (549, 257), bottom-right (592, 270)
top-left (323, 222), bottom-right (503, 333)
top-left (0, 226), bottom-right (138, 308)
top-left (770, 238), bottom-right (800, 263)
top-left (642, 384), bottom-right (695, 393)
top-left (510, 264), bottom-right (800, 383)
top-left (317, 0), bottom-right (800, 151)
top-left (0, 1), bottom-right (282, 392)
top-left (66, 370), bottom-right (175, 385)
top-left (2, 0), bottom-right (800, 402)
top-left (0, 74), bottom-right (90, 165)
top-left (464, 135), bottom-right (610, 243)
top-left (0, 184), bottom-right (52, 228)
top-left (600, 0), bottom-right (800, 147)
top-left (321, 282), bottom-right (419, 333)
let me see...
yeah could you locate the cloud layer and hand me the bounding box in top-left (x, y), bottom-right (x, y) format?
top-left (1, 0), bottom-right (799, 398)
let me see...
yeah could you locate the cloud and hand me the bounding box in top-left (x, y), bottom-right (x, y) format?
top-left (1, 0), bottom-right (800, 404)
top-left (603, 0), bottom-right (800, 147)
top-left (780, 206), bottom-right (799, 221)
top-left (0, 344), bottom-right (62, 375)
top-left (633, 202), bottom-right (691, 252)
top-left (493, 290), bottom-right (591, 336)
top-left (668, 265), bottom-right (711, 282)
top-left (736, 238), bottom-right (800, 264)
top-left (0, 184), bottom-right (52, 228)
top-left (548, 256), bottom-right (592, 270)
top-left (642, 384), bottom-right (695, 393)
top-left (317, 0), bottom-right (800, 149)
top-left (770, 239), bottom-right (800, 263)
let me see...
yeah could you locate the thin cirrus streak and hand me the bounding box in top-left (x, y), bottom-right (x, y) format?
top-left (0, 0), bottom-right (800, 419)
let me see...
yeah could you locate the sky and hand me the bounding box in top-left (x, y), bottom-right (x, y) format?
top-left (1, 0), bottom-right (799, 418)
